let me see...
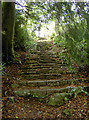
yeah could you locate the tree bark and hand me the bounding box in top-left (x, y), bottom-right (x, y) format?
top-left (55, 2), bottom-right (62, 36)
top-left (2, 2), bottom-right (15, 63)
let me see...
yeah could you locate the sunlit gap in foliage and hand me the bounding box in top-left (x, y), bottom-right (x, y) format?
top-left (35, 21), bottom-right (55, 41)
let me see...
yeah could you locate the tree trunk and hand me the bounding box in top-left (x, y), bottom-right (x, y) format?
top-left (55, 18), bottom-right (59, 36)
top-left (55, 2), bottom-right (62, 36)
top-left (2, 2), bottom-right (15, 63)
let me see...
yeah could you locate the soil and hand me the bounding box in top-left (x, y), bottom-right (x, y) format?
top-left (2, 42), bottom-right (89, 119)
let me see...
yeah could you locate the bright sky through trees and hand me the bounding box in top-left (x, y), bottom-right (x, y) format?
top-left (35, 21), bottom-right (55, 38)
top-left (15, 0), bottom-right (56, 38)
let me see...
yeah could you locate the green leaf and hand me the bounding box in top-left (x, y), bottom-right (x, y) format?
top-left (64, 97), bottom-right (69, 101)
top-left (16, 116), bottom-right (18, 118)
top-left (5, 91), bottom-right (7, 95)
top-left (74, 93), bottom-right (77, 98)
top-left (9, 97), bottom-right (14, 104)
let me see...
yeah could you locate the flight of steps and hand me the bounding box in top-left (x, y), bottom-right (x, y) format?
top-left (14, 41), bottom-right (88, 105)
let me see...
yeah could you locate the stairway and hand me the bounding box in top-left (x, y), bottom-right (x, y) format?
top-left (14, 40), bottom-right (88, 106)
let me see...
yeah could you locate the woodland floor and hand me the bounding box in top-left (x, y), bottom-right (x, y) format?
top-left (2, 39), bottom-right (89, 119)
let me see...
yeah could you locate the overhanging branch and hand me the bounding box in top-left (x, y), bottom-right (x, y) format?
top-left (15, 2), bottom-right (31, 17)
top-left (15, 2), bottom-right (31, 10)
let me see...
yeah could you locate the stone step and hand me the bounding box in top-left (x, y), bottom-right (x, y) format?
top-left (21, 67), bottom-right (66, 72)
top-left (38, 52), bottom-right (57, 55)
top-left (29, 51), bottom-right (57, 55)
top-left (30, 51), bottom-right (56, 55)
top-left (39, 56), bottom-right (59, 59)
top-left (28, 57), bottom-right (61, 62)
top-left (21, 68), bottom-right (67, 75)
top-left (18, 79), bottom-right (88, 87)
top-left (28, 57), bottom-right (40, 60)
top-left (26, 57), bottom-right (61, 62)
top-left (37, 53), bottom-right (56, 56)
top-left (25, 62), bottom-right (63, 65)
top-left (20, 70), bottom-right (69, 74)
top-left (26, 61), bottom-right (64, 66)
top-left (21, 66), bottom-right (53, 70)
top-left (21, 64), bottom-right (66, 70)
top-left (27, 58), bottom-right (60, 62)
top-left (21, 66), bottom-right (66, 71)
top-left (22, 73), bottom-right (61, 80)
top-left (26, 60), bottom-right (61, 64)
top-left (21, 66), bottom-right (57, 69)
top-left (29, 54), bottom-right (59, 58)
top-left (20, 67), bottom-right (72, 74)
top-left (29, 51), bottom-right (46, 54)
top-left (39, 55), bottom-right (58, 58)
top-left (14, 86), bottom-right (87, 98)
top-left (23, 64), bottom-right (67, 68)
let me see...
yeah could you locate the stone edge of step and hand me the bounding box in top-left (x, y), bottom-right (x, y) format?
top-left (14, 86), bottom-right (87, 98)
top-left (18, 79), bottom-right (88, 87)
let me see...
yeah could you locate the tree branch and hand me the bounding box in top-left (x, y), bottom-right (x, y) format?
top-left (15, 2), bottom-right (31, 17)
top-left (15, 2), bottom-right (31, 10)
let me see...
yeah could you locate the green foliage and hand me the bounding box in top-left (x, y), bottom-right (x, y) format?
top-left (14, 10), bottom-right (28, 51)
top-left (9, 97), bottom-right (15, 104)
top-left (14, 26), bottom-right (28, 51)
top-left (50, 33), bottom-right (55, 40)
top-left (62, 109), bottom-right (71, 116)
top-left (65, 20), bottom-right (88, 64)
top-left (0, 63), bottom-right (6, 75)
top-left (14, 9), bottom-right (37, 51)
top-left (81, 89), bottom-right (89, 95)
top-left (54, 3), bottom-right (89, 71)
top-left (11, 83), bottom-right (19, 88)
top-left (71, 87), bottom-right (89, 99)
top-left (16, 116), bottom-right (18, 118)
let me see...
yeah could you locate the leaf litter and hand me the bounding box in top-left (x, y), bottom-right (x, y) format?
top-left (2, 42), bottom-right (89, 119)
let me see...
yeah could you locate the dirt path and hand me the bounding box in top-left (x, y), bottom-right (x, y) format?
top-left (2, 40), bottom-right (89, 119)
